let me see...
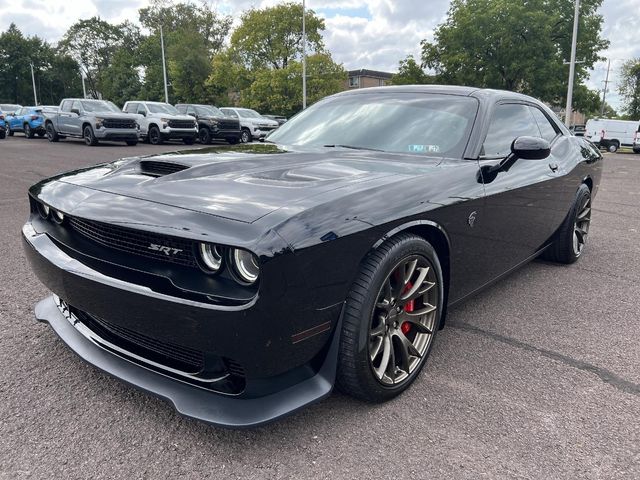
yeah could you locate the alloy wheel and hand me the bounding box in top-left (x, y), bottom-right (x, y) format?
top-left (369, 255), bottom-right (438, 386)
top-left (24, 124), bottom-right (31, 137)
top-left (573, 195), bottom-right (591, 256)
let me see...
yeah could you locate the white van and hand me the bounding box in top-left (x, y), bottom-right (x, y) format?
top-left (585, 118), bottom-right (640, 153)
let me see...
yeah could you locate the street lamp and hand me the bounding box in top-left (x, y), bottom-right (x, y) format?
top-left (302, 0), bottom-right (307, 109)
top-left (564, 0), bottom-right (580, 127)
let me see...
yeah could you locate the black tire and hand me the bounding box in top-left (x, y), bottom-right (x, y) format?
top-left (336, 233), bottom-right (444, 402)
top-left (227, 137), bottom-right (240, 145)
top-left (148, 125), bottom-right (163, 145)
top-left (7, 125), bottom-right (13, 136)
top-left (183, 136), bottom-right (195, 145)
top-left (199, 127), bottom-right (212, 144)
top-left (83, 125), bottom-right (99, 146)
top-left (46, 123), bottom-right (59, 142)
top-left (607, 141), bottom-right (619, 153)
top-left (24, 123), bottom-right (34, 138)
top-left (633, 147), bottom-right (640, 154)
top-left (125, 140), bottom-right (138, 146)
top-left (0, 130), bottom-right (5, 139)
top-left (37, 131), bottom-right (45, 137)
top-left (541, 184), bottom-right (591, 264)
top-left (240, 128), bottom-right (251, 143)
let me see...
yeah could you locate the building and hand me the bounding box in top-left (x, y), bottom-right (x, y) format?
top-left (346, 69), bottom-right (394, 90)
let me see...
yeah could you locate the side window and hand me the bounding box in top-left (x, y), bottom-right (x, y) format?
top-left (60, 100), bottom-right (71, 112)
top-left (71, 100), bottom-right (82, 112)
top-left (482, 104), bottom-right (540, 158)
top-left (136, 104), bottom-right (146, 115)
top-left (225, 109), bottom-right (238, 118)
top-left (124, 102), bottom-right (137, 113)
top-left (529, 107), bottom-right (559, 143)
top-left (186, 106), bottom-right (196, 116)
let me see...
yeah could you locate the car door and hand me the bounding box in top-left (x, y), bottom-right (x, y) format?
top-left (58, 100), bottom-right (74, 134)
top-left (478, 102), bottom-right (568, 279)
top-left (8, 108), bottom-right (22, 130)
top-left (66, 100), bottom-right (83, 136)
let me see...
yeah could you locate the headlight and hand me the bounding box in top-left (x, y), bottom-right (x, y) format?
top-left (231, 248), bottom-right (260, 284)
top-left (37, 202), bottom-right (50, 219)
top-left (95, 117), bottom-right (104, 129)
top-left (198, 243), bottom-right (223, 273)
top-left (208, 118), bottom-right (219, 126)
top-left (51, 209), bottom-right (65, 224)
top-left (160, 118), bottom-right (170, 123)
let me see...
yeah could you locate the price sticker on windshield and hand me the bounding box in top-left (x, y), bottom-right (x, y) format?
top-left (409, 144), bottom-right (440, 153)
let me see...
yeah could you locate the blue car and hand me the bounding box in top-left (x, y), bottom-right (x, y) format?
top-left (0, 111), bottom-right (6, 139)
top-left (6, 106), bottom-right (48, 138)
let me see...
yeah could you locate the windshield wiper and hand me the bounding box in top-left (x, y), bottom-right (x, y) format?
top-left (323, 144), bottom-right (384, 152)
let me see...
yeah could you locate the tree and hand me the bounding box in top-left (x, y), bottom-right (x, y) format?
top-left (230, 2), bottom-right (325, 70)
top-left (0, 23), bottom-right (82, 105)
top-left (618, 58), bottom-right (640, 119)
top-left (422, 0), bottom-right (609, 105)
top-left (59, 17), bottom-right (141, 98)
top-left (244, 54), bottom-right (346, 116)
top-left (137, 0), bottom-right (231, 102)
top-left (390, 56), bottom-right (432, 85)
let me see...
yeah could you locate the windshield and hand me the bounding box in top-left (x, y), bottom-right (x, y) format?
top-left (80, 100), bottom-right (121, 113)
top-left (0, 104), bottom-right (20, 112)
top-left (195, 105), bottom-right (223, 117)
top-left (147, 103), bottom-right (179, 115)
top-left (238, 109), bottom-right (262, 118)
top-left (267, 93), bottom-right (478, 157)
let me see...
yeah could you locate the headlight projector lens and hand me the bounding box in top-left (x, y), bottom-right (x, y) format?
top-left (51, 209), bottom-right (65, 224)
top-left (198, 243), bottom-right (223, 273)
top-left (231, 249), bottom-right (260, 284)
top-left (37, 202), bottom-right (50, 219)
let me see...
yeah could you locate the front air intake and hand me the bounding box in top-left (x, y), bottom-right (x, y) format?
top-left (139, 160), bottom-right (189, 177)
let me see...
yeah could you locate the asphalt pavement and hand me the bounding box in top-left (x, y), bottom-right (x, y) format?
top-left (0, 135), bottom-right (638, 479)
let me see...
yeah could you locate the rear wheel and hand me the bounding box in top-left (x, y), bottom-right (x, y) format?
top-left (37, 131), bottom-right (45, 137)
top-left (7, 125), bottom-right (13, 136)
top-left (337, 233), bottom-right (443, 402)
top-left (24, 123), bottom-right (34, 138)
top-left (83, 125), bottom-right (99, 146)
top-left (542, 184), bottom-right (591, 264)
top-left (0, 130), bottom-right (5, 139)
top-left (46, 123), bottom-right (59, 142)
top-left (607, 141), bottom-right (619, 153)
top-left (148, 125), bottom-right (163, 145)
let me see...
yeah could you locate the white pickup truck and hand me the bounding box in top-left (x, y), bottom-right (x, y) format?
top-left (123, 101), bottom-right (197, 145)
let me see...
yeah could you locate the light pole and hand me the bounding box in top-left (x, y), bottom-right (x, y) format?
top-left (160, 25), bottom-right (169, 104)
top-left (81, 70), bottom-right (87, 99)
top-left (302, 0), bottom-right (307, 109)
top-left (564, 0), bottom-right (580, 127)
top-left (600, 58), bottom-right (611, 116)
top-left (30, 62), bottom-right (38, 105)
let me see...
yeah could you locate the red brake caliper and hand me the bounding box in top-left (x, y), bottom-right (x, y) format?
top-left (401, 282), bottom-right (413, 334)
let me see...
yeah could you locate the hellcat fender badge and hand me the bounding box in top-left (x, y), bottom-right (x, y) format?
top-left (468, 211), bottom-right (477, 227)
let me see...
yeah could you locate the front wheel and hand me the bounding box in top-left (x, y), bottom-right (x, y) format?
top-left (336, 233), bottom-right (443, 402)
top-left (46, 123), bottom-right (59, 142)
top-left (83, 125), bottom-right (99, 146)
top-left (24, 123), bottom-right (34, 138)
top-left (240, 128), bottom-right (251, 143)
top-left (7, 125), bottom-right (13, 136)
top-left (542, 184), bottom-right (592, 264)
top-left (198, 127), bottom-right (211, 144)
top-left (148, 125), bottom-right (163, 145)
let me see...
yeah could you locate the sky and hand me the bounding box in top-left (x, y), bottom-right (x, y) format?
top-left (1, 0), bottom-right (638, 110)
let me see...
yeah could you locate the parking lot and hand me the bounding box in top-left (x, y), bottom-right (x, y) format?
top-left (0, 136), bottom-right (639, 479)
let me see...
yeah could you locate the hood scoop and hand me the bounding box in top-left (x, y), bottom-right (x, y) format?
top-left (139, 160), bottom-right (190, 177)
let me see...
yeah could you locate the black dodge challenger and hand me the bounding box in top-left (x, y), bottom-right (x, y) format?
top-left (23, 86), bottom-right (602, 427)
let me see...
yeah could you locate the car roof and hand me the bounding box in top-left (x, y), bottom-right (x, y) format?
top-left (333, 84), bottom-right (543, 103)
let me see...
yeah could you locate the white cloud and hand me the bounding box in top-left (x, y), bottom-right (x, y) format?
top-left (1, 0), bottom-right (638, 110)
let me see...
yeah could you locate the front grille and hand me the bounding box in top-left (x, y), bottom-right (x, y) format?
top-left (168, 119), bottom-right (195, 129)
top-left (103, 118), bottom-right (136, 129)
top-left (220, 121), bottom-right (239, 130)
top-left (68, 216), bottom-right (198, 268)
top-left (73, 306), bottom-right (205, 374)
top-left (139, 160), bottom-right (189, 177)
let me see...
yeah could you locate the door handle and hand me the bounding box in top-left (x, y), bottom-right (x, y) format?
top-left (549, 163), bottom-right (559, 173)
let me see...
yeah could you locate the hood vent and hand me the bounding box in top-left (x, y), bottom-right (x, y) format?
top-left (139, 160), bottom-right (190, 177)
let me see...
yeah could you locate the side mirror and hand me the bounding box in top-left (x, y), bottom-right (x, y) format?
top-left (188, 112), bottom-right (196, 117)
top-left (70, 108), bottom-right (80, 115)
top-left (511, 136), bottom-right (551, 160)
top-left (138, 111), bottom-right (146, 117)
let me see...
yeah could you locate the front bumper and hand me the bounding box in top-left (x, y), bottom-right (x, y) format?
top-left (95, 128), bottom-right (139, 141)
top-left (22, 222), bottom-right (341, 427)
top-left (160, 127), bottom-right (198, 140)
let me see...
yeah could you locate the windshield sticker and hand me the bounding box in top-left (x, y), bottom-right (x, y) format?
top-left (409, 144), bottom-right (440, 153)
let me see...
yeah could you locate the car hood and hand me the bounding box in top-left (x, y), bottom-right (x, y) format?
top-left (51, 145), bottom-right (442, 224)
top-left (93, 112), bottom-right (138, 119)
